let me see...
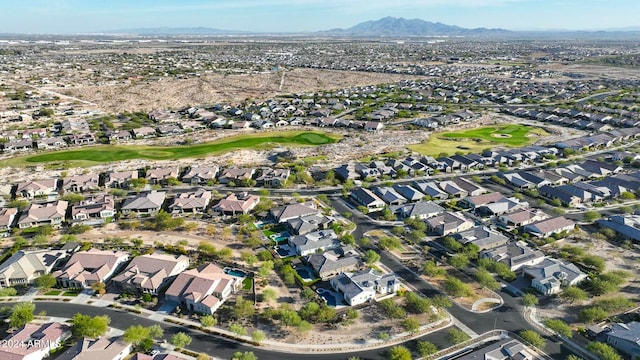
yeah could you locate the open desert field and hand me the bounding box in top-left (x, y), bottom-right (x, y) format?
top-left (58, 68), bottom-right (425, 113)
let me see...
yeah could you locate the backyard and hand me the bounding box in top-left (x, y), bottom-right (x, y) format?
top-left (408, 125), bottom-right (548, 156)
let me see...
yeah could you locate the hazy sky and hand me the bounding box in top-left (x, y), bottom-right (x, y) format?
top-left (0, 0), bottom-right (638, 33)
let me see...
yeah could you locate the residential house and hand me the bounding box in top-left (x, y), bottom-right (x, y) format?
top-left (164, 263), bottom-right (240, 315)
top-left (476, 197), bottom-right (529, 217)
top-left (15, 179), bottom-right (58, 199)
top-left (523, 216), bottom-right (575, 238)
top-left (306, 246), bottom-right (360, 280)
top-left (438, 180), bottom-right (468, 198)
top-left (3, 139), bottom-right (34, 152)
top-left (606, 321), bottom-right (640, 360)
top-left (454, 338), bottom-right (537, 360)
top-left (0, 249), bottom-right (72, 287)
top-left (330, 269), bottom-right (400, 306)
top-left (498, 209), bottom-right (549, 228)
top-left (53, 249), bottom-right (129, 288)
top-left (288, 229), bottom-right (340, 256)
top-left (121, 192), bottom-right (166, 216)
top-left (391, 201), bottom-right (444, 220)
top-left (452, 177), bottom-right (486, 196)
top-left (453, 226), bottom-right (510, 250)
top-left (522, 258), bottom-right (587, 295)
top-left (460, 192), bottom-right (505, 210)
top-left (425, 211), bottom-right (474, 236)
top-left (212, 192), bottom-right (260, 215)
top-left (413, 181), bottom-right (448, 200)
top-left (169, 189), bottom-right (211, 214)
top-left (111, 253), bottom-right (189, 295)
top-left (70, 195), bottom-right (115, 225)
top-left (57, 336), bottom-right (132, 360)
top-left (256, 168), bottom-right (290, 188)
top-left (217, 168), bottom-right (256, 185)
top-left (270, 202), bottom-right (318, 223)
top-left (597, 215), bottom-right (640, 243)
top-left (350, 188), bottom-right (385, 212)
top-left (392, 184), bottom-right (423, 202)
top-left (132, 127), bottom-right (157, 139)
top-left (539, 185), bottom-right (582, 207)
top-left (17, 200), bottom-right (68, 229)
top-left (372, 186), bottom-right (407, 205)
top-left (146, 167), bottom-right (179, 185)
top-left (334, 164), bottom-right (360, 181)
top-left (36, 136), bottom-right (67, 150)
top-left (286, 214), bottom-right (333, 235)
top-left (481, 242), bottom-right (545, 271)
top-left (67, 134), bottom-right (96, 145)
top-left (62, 174), bottom-right (100, 193)
top-left (0, 207), bottom-right (17, 236)
top-left (182, 166), bottom-right (219, 185)
top-left (0, 322), bottom-right (71, 360)
top-left (104, 171), bottom-right (139, 189)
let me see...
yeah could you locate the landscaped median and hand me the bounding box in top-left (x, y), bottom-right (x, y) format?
top-left (0, 131), bottom-right (341, 168)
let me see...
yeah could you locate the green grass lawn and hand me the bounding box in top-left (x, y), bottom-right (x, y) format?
top-left (62, 290), bottom-right (81, 297)
top-left (44, 290), bottom-right (62, 295)
top-left (408, 125), bottom-right (548, 156)
top-left (242, 278), bottom-right (253, 291)
top-left (2, 131), bottom-right (340, 168)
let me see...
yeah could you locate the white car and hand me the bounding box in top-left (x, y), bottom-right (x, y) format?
top-left (150, 350), bottom-right (160, 356)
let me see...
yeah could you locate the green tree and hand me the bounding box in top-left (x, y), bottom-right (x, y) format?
top-left (251, 329), bottom-right (266, 344)
top-left (560, 286), bottom-right (588, 303)
top-left (544, 319), bottom-right (572, 338)
top-left (261, 287), bottom-right (278, 302)
top-left (171, 332), bottom-right (192, 347)
top-left (416, 340), bottom-right (438, 357)
top-left (148, 324), bottom-right (163, 339)
top-left (233, 296), bottom-right (255, 320)
top-left (9, 302), bottom-right (35, 328)
top-left (34, 274), bottom-right (57, 290)
top-left (423, 260), bottom-right (446, 277)
top-left (474, 268), bottom-right (500, 290)
top-left (297, 320), bottom-right (313, 333)
top-left (200, 315), bottom-right (217, 327)
top-left (585, 342), bottom-right (622, 360)
top-left (448, 254), bottom-right (470, 270)
top-left (364, 249), bottom-right (381, 264)
top-left (579, 307), bottom-right (609, 323)
top-left (401, 317), bottom-right (420, 333)
top-left (519, 330), bottom-right (546, 348)
top-left (123, 325), bottom-right (151, 346)
top-left (71, 313), bottom-right (110, 338)
top-left (379, 299), bottom-right (406, 319)
top-left (522, 293), bottom-right (539, 307)
top-left (388, 345), bottom-right (412, 360)
top-left (583, 211), bottom-right (601, 222)
top-left (232, 351), bottom-right (258, 360)
top-left (404, 292), bottom-right (432, 314)
top-left (229, 323), bottom-right (247, 336)
top-left (443, 277), bottom-right (473, 297)
top-left (441, 236), bottom-right (463, 252)
top-left (447, 328), bottom-right (470, 345)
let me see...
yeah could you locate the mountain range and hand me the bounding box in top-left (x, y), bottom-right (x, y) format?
top-left (108, 17), bottom-right (509, 37)
top-left (106, 17), bottom-right (639, 38)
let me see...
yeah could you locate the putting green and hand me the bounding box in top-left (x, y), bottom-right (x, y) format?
top-left (408, 125), bottom-right (548, 156)
top-left (2, 131), bottom-right (340, 167)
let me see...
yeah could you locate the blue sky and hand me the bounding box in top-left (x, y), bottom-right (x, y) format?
top-left (0, 0), bottom-right (638, 33)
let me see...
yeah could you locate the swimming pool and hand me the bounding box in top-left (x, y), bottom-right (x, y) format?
top-left (317, 288), bottom-right (342, 307)
top-left (224, 268), bottom-right (247, 278)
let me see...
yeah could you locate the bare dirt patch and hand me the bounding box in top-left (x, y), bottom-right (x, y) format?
top-left (60, 69), bottom-right (424, 113)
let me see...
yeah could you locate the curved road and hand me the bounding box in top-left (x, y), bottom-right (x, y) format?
top-left (329, 196), bottom-right (575, 359)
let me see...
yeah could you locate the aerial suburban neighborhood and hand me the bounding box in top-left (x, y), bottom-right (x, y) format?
top-left (0, 6), bottom-right (639, 360)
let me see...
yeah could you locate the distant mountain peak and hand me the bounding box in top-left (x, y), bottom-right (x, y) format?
top-left (327, 16), bottom-right (510, 37)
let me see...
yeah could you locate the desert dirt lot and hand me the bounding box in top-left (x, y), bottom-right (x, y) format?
top-left (59, 69), bottom-right (425, 113)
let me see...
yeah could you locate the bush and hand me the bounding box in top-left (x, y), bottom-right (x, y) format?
top-left (519, 330), bottom-right (546, 348)
top-left (578, 307), bottom-right (609, 323)
top-left (447, 328), bottom-right (470, 345)
top-left (423, 260), bottom-right (446, 277)
top-left (585, 342), bottom-right (622, 360)
top-left (379, 299), bottom-right (406, 319)
top-left (544, 319), bottom-right (572, 337)
top-left (443, 277), bottom-right (473, 297)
